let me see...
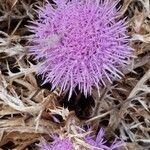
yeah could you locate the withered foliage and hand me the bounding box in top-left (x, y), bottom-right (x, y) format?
top-left (0, 0), bottom-right (150, 150)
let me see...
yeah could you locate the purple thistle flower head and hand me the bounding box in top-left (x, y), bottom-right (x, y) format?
top-left (85, 128), bottom-right (125, 150)
top-left (39, 136), bottom-right (73, 150)
top-left (28, 0), bottom-right (132, 98)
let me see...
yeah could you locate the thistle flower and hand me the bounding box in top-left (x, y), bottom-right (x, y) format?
top-left (28, 0), bottom-right (132, 98)
top-left (85, 128), bottom-right (125, 150)
top-left (39, 128), bottom-right (124, 150)
top-left (39, 136), bottom-right (73, 150)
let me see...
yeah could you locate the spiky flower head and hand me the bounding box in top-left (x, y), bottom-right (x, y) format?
top-left (38, 128), bottom-right (124, 150)
top-left (39, 136), bottom-right (73, 150)
top-left (85, 128), bottom-right (125, 150)
top-left (28, 0), bottom-right (132, 98)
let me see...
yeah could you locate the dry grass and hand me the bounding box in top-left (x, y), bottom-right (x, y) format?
top-left (0, 0), bottom-right (150, 150)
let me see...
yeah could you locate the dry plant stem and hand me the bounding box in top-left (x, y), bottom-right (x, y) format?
top-left (119, 0), bottom-right (132, 17)
top-left (0, 88), bottom-right (54, 114)
top-left (86, 110), bottom-right (111, 123)
top-left (93, 87), bottom-right (108, 116)
top-left (128, 69), bottom-right (150, 99)
top-left (123, 53), bottom-right (150, 74)
top-left (6, 63), bottom-right (42, 81)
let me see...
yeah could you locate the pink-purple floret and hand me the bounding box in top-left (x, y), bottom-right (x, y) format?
top-left (85, 128), bottom-right (125, 150)
top-left (39, 128), bottom-right (124, 150)
top-left (39, 136), bottom-right (74, 150)
top-left (28, 0), bottom-right (132, 98)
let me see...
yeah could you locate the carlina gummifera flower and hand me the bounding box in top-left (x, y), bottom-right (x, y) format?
top-left (39, 136), bottom-right (74, 150)
top-left (28, 0), bottom-right (133, 99)
top-left (85, 128), bottom-right (125, 150)
top-left (38, 128), bottom-right (124, 150)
